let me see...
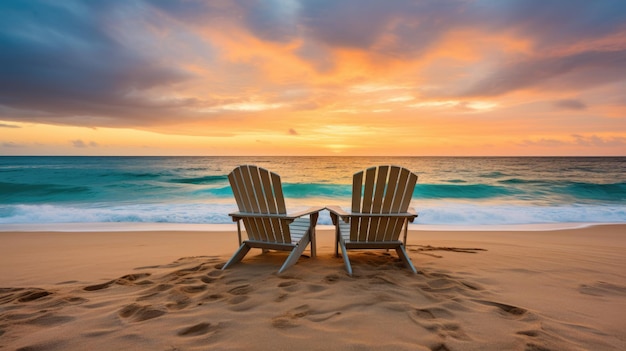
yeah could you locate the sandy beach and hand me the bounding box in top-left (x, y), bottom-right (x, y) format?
top-left (1, 224), bottom-right (625, 350)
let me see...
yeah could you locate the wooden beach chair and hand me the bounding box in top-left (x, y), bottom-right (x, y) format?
top-left (327, 165), bottom-right (419, 276)
top-left (222, 165), bottom-right (322, 273)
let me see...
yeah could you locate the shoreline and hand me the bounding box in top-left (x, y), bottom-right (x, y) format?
top-left (0, 221), bottom-right (618, 232)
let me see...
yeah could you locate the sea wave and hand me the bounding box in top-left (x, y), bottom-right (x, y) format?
top-left (556, 182), bottom-right (626, 201)
top-left (0, 182), bottom-right (92, 203)
top-left (2, 203), bottom-right (625, 226)
top-left (168, 175), bottom-right (229, 184)
top-left (414, 183), bottom-right (518, 199)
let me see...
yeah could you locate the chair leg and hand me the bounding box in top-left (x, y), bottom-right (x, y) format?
top-left (334, 225), bottom-right (340, 257)
top-left (395, 245), bottom-right (417, 274)
top-left (222, 243), bottom-right (251, 270)
top-left (310, 212), bottom-right (318, 258)
top-left (338, 239), bottom-right (353, 276)
top-left (278, 232), bottom-right (310, 274)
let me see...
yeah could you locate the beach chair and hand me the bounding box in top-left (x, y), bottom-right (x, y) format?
top-left (222, 165), bottom-right (322, 273)
top-left (327, 165), bottom-right (418, 276)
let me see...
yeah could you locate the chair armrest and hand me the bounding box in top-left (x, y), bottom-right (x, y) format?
top-left (229, 212), bottom-right (286, 221)
top-left (326, 205), bottom-right (418, 223)
top-left (229, 206), bottom-right (324, 222)
top-left (286, 206), bottom-right (325, 219)
top-left (326, 205), bottom-right (350, 223)
top-left (407, 207), bottom-right (419, 222)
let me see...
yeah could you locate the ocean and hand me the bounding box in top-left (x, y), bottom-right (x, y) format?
top-left (1, 156), bottom-right (625, 227)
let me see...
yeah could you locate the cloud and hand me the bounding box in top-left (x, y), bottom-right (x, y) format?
top-left (461, 49), bottom-right (626, 97)
top-left (554, 99), bottom-right (587, 111)
top-left (0, 123), bottom-right (20, 128)
top-left (2, 141), bottom-right (22, 148)
top-left (572, 134), bottom-right (626, 147)
top-left (488, 0), bottom-right (626, 49)
top-left (0, 1), bottom-right (192, 127)
top-left (71, 139), bottom-right (98, 148)
top-left (0, 0), bottom-right (625, 140)
top-left (520, 135), bottom-right (626, 148)
top-left (519, 138), bottom-right (567, 147)
top-left (288, 128), bottom-right (299, 135)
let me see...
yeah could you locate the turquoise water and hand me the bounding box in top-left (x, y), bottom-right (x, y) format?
top-left (1, 156), bottom-right (625, 226)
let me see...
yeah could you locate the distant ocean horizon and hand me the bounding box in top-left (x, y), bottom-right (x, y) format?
top-left (1, 156), bottom-right (625, 227)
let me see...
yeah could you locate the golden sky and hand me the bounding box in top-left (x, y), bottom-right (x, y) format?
top-left (1, 0), bottom-right (625, 156)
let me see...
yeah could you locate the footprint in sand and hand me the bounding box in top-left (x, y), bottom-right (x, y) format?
top-left (26, 313), bottom-right (75, 326)
top-left (179, 285), bottom-right (207, 294)
top-left (177, 322), bottom-right (220, 337)
top-left (201, 270), bottom-right (224, 284)
top-left (228, 284), bottom-right (252, 296)
top-left (278, 280), bottom-right (298, 288)
top-left (83, 281), bottom-right (115, 291)
top-left (274, 293), bottom-right (289, 302)
top-left (118, 303), bottom-right (166, 322)
top-left (473, 299), bottom-right (528, 317)
top-left (430, 343), bottom-right (452, 351)
top-left (277, 280), bottom-right (300, 293)
top-left (408, 307), bottom-right (455, 323)
top-left (0, 288), bottom-right (55, 304)
top-left (225, 285), bottom-right (253, 308)
top-left (117, 273), bottom-right (151, 284)
top-left (271, 305), bottom-right (310, 329)
top-left (84, 273), bottom-right (152, 291)
top-left (166, 291), bottom-right (192, 310)
top-left (579, 281), bottom-right (626, 297)
top-left (409, 306), bottom-right (470, 341)
top-left (272, 304), bottom-right (341, 328)
top-left (323, 274), bottom-right (340, 284)
top-left (17, 289), bottom-right (54, 303)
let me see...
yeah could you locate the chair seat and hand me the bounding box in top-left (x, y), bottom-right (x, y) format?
top-left (288, 217), bottom-right (311, 244)
top-left (338, 221), bottom-right (403, 248)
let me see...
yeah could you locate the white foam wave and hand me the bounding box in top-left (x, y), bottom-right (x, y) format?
top-left (1, 203), bottom-right (624, 227)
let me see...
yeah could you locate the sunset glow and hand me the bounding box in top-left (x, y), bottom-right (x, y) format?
top-left (1, 1), bottom-right (625, 156)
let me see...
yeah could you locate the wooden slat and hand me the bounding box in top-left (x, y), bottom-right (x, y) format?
top-left (350, 171), bottom-right (363, 242)
top-left (232, 167), bottom-right (261, 238)
top-left (270, 172), bottom-right (289, 243)
top-left (399, 172), bottom-right (418, 212)
top-left (231, 167), bottom-right (250, 212)
top-left (379, 166), bottom-right (400, 238)
top-left (241, 166), bottom-right (260, 213)
top-left (351, 171), bottom-right (363, 213)
top-left (254, 167), bottom-right (270, 214)
top-left (381, 166), bottom-right (400, 212)
top-left (371, 166), bottom-right (388, 240)
top-left (361, 167), bottom-right (376, 213)
top-left (271, 172), bottom-right (287, 214)
top-left (391, 168), bottom-right (409, 213)
top-left (372, 166), bottom-right (388, 213)
top-left (389, 169), bottom-right (413, 237)
top-left (261, 170), bottom-right (278, 214)
top-left (358, 167), bottom-right (376, 241)
top-left (248, 167), bottom-right (272, 241)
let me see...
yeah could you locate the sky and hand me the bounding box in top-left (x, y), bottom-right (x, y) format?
top-left (1, 0), bottom-right (625, 156)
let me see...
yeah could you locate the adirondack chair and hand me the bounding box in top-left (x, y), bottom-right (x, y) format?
top-left (327, 165), bottom-right (419, 276)
top-left (222, 165), bottom-right (322, 273)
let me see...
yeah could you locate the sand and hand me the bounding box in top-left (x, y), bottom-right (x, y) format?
top-left (1, 224), bottom-right (625, 350)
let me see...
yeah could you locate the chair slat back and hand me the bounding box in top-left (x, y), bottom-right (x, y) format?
top-left (350, 166), bottom-right (418, 242)
top-left (229, 165), bottom-right (290, 243)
